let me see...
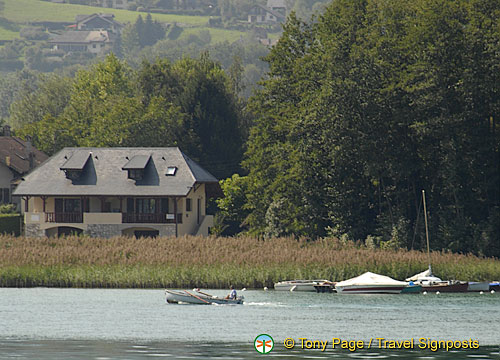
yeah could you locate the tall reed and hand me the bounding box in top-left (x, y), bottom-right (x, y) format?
top-left (0, 235), bottom-right (498, 288)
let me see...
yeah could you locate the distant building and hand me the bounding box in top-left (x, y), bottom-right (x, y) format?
top-left (14, 147), bottom-right (219, 238)
top-left (248, 4), bottom-right (286, 24)
top-left (96, 0), bottom-right (135, 10)
top-left (49, 30), bottom-right (115, 54)
top-left (75, 13), bottom-right (123, 34)
top-left (0, 126), bottom-right (48, 210)
top-left (266, 0), bottom-right (287, 16)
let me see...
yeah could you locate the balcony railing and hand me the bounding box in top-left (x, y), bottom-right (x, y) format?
top-left (45, 212), bottom-right (83, 223)
top-left (44, 212), bottom-right (181, 224)
top-left (122, 213), bottom-right (182, 224)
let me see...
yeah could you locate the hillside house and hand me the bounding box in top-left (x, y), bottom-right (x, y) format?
top-left (49, 30), bottom-right (114, 54)
top-left (75, 13), bottom-right (123, 34)
top-left (13, 147), bottom-right (219, 238)
top-left (96, 0), bottom-right (136, 10)
top-left (248, 4), bottom-right (286, 24)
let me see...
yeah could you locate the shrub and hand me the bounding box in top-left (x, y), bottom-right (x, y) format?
top-left (0, 214), bottom-right (21, 236)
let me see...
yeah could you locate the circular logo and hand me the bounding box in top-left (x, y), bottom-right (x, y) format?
top-left (254, 334), bottom-right (274, 354)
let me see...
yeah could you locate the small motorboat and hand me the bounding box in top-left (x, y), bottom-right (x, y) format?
top-left (335, 272), bottom-right (407, 294)
top-left (274, 280), bottom-right (335, 292)
top-left (165, 289), bottom-right (244, 305)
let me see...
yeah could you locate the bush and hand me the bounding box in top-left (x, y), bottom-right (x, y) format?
top-left (0, 214), bottom-right (21, 236)
top-left (20, 27), bottom-right (49, 41)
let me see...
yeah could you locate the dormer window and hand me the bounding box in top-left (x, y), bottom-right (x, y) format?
top-left (128, 169), bottom-right (143, 180)
top-left (60, 152), bottom-right (91, 181)
top-left (122, 154), bottom-right (151, 181)
top-left (166, 166), bottom-right (177, 176)
top-left (65, 170), bottom-right (82, 180)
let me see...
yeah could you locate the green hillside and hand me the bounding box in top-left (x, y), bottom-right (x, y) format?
top-left (0, 0), bottom-right (244, 42)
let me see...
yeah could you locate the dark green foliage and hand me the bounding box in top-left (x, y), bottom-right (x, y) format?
top-left (121, 14), bottom-right (166, 56)
top-left (0, 214), bottom-right (21, 236)
top-left (136, 54), bottom-right (244, 178)
top-left (242, 0), bottom-right (500, 256)
top-left (15, 53), bottom-right (244, 179)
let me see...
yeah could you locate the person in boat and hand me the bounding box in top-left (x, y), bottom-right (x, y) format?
top-left (225, 285), bottom-right (237, 300)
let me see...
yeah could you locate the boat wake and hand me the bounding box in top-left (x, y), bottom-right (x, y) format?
top-left (244, 301), bottom-right (287, 307)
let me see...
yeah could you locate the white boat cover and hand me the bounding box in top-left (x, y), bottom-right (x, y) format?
top-left (336, 272), bottom-right (407, 287)
top-left (404, 266), bottom-right (444, 282)
top-left (406, 268), bottom-right (432, 282)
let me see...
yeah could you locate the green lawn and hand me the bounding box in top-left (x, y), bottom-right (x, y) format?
top-left (182, 27), bottom-right (245, 44)
top-left (0, 0), bottom-right (245, 44)
top-left (0, 27), bottom-right (19, 40)
top-left (1, 0), bottom-right (210, 24)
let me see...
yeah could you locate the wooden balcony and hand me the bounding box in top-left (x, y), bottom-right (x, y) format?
top-left (43, 212), bottom-right (181, 225)
top-left (45, 212), bottom-right (83, 223)
top-left (122, 213), bottom-right (182, 224)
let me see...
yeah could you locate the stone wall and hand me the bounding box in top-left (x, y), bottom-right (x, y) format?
top-left (159, 225), bottom-right (176, 237)
top-left (86, 224), bottom-right (122, 238)
top-left (24, 224), bottom-right (44, 237)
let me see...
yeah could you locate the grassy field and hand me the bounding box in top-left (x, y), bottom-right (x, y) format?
top-left (0, 235), bottom-right (498, 288)
top-left (0, 27), bottom-right (18, 40)
top-left (0, 0), bottom-right (245, 42)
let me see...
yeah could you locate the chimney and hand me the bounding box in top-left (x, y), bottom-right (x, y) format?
top-left (3, 125), bottom-right (11, 137)
top-left (25, 135), bottom-right (35, 170)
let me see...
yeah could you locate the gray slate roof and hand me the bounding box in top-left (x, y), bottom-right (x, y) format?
top-left (61, 152), bottom-right (91, 170)
top-left (13, 147), bottom-right (218, 197)
top-left (49, 30), bottom-right (109, 44)
top-left (122, 155), bottom-right (151, 170)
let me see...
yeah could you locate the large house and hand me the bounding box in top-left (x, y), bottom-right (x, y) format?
top-left (49, 30), bottom-right (115, 54)
top-left (0, 126), bottom-right (48, 210)
top-left (13, 148), bottom-right (219, 238)
top-left (75, 13), bottom-right (123, 34)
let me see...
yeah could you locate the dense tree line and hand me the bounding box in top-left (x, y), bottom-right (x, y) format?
top-left (14, 54), bottom-right (243, 179)
top-left (221, 0), bottom-right (499, 256)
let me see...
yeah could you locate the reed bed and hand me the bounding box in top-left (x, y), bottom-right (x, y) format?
top-left (0, 235), bottom-right (498, 288)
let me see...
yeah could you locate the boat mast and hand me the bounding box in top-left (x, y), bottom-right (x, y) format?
top-left (422, 190), bottom-right (431, 274)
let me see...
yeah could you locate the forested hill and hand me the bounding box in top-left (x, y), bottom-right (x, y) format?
top-left (5, 0), bottom-right (500, 257)
top-left (225, 0), bottom-right (500, 257)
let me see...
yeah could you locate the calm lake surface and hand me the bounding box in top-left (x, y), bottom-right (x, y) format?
top-left (0, 288), bottom-right (499, 359)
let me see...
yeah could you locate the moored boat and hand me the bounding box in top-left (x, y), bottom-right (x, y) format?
top-left (467, 282), bottom-right (490, 292)
top-left (421, 280), bottom-right (469, 293)
top-left (405, 191), bottom-right (468, 293)
top-left (274, 280), bottom-right (335, 292)
top-left (401, 284), bottom-right (422, 294)
top-left (335, 272), bottom-right (407, 294)
top-left (165, 289), bottom-right (244, 305)
top-left (406, 269), bottom-right (468, 293)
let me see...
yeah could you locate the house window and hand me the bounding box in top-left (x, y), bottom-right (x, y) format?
top-left (161, 198), bottom-right (169, 213)
top-left (166, 166), bottom-right (177, 176)
top-left (55, 198), bottom-right (81, 213)
top-left (64, 199), bottom-right (81, 213)
top-left (64, 170), bottom-right (82, 180)
top-left (92, 44), bottom-right (97, 48)
top-left (135, 198), bottom-right (156, 214)
top-left (186, 198), bottom-right (192, 212)
top-left (128, 169), bottom-right (144, 180)
top-left (0, 188), bottom-right (9, 204)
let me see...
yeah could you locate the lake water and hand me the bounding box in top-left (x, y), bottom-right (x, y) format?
top-left (0, 288), bottom-right (499, 359)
